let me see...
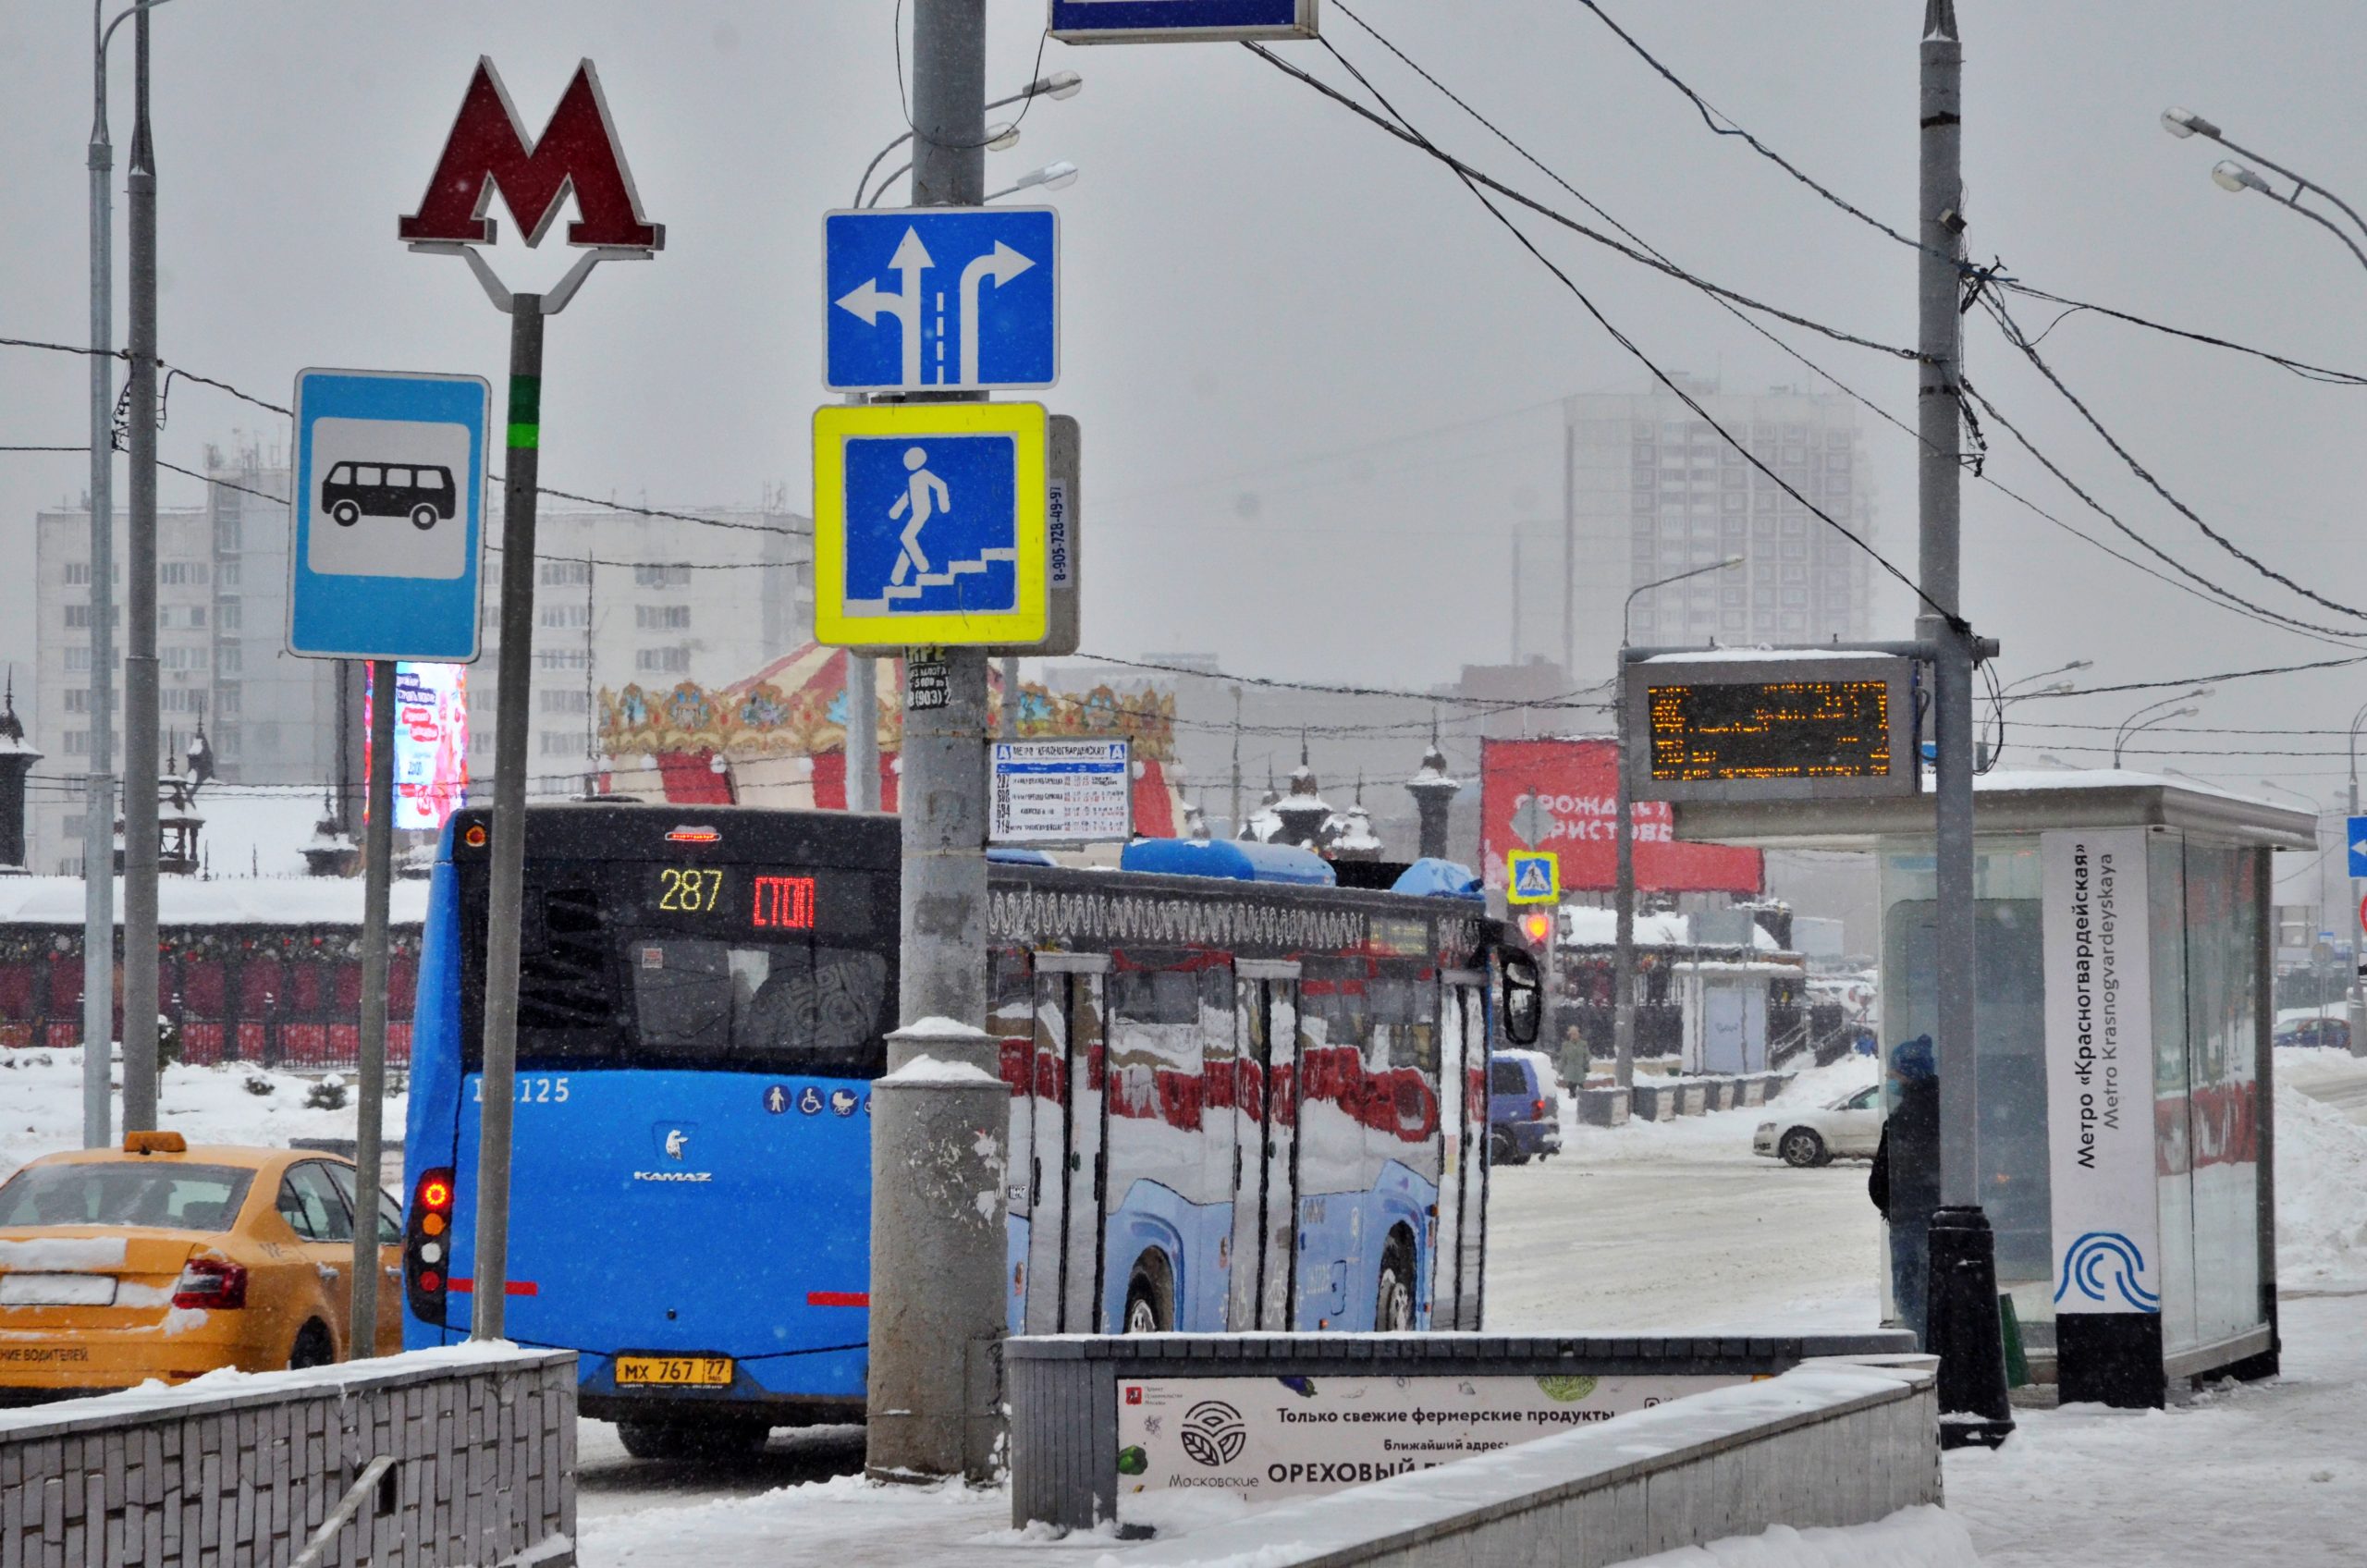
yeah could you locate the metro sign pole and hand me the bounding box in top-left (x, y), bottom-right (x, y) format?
top-left (399, 55), bottom-right (664, 1340)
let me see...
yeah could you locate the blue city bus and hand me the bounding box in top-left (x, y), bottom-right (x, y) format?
top-left (402, 804), bottom-right (1530, 1458)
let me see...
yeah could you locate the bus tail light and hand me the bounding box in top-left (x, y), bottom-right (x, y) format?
top-left (171, 1257), bottom-right (247, 1310)
top-left (406, 1167), bottom-right (456, 1326)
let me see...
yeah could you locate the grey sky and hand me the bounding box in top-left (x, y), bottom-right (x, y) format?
top-left (5, 1), bottom-right (2367, 794)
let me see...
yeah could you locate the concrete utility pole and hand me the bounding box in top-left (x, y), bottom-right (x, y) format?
top-left (1914, 0), bottom-right (2013, 1445)
top-left (83, 0), bottom-right (129, 1149)
top-left (349, 658), bottom-right (397, 1356)
top-left (119, 1), bottom-right (160, 1134)
top-left (1000, 655), bottom-right (1020, 739)
top-left (865, 0), bottom-right (1008, 1486)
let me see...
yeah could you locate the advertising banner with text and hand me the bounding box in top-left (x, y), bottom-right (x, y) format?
top-left (1479, 738), bottom-right (1762, 896)
top-left (2041, 827), bottom-right (2163, 1317)
top-left (363, 662), bottom-right (471, 831)
top-left (1113, 1371), bottom-right (1745, 1517)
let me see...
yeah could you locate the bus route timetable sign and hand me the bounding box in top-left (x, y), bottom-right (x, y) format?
top-left (991, 740), bottom-right (1131, 843)
top-left (288, 367), bottom-right (490, 662)
top-left (1623, 653), bottom-right (1919, 803)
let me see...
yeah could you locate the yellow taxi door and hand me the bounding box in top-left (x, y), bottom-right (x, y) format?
top-left (273, 1161), bottom-right (357, 1360)
top-left (326, 1161), bottom-right (408, 1355)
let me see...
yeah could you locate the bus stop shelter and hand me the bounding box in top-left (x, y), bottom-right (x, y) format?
top-left (1670, 769), bottom-right (2311, 1406)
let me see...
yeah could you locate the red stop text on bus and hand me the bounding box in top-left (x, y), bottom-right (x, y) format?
top-left (752, 875), bottom-right (816, 930)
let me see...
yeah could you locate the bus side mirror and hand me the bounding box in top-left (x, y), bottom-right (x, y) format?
top-left (1501, 952), bottom-right (1542, 1046)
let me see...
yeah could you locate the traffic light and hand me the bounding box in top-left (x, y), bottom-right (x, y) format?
top-left (1520, 910), bottom-right (1553, 949)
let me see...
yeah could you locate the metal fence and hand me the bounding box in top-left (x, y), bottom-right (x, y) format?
top-left (0, 922), bottom-right (421, 1071)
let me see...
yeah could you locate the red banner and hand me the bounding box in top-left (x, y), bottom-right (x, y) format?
top-left (1480, 738), bottom-right (1762, 895)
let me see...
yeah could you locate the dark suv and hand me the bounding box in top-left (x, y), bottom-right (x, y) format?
top-left (1487, 1049), bottom-right (1563, 1165)
top-left (323, 461), bottom-right (457, 531)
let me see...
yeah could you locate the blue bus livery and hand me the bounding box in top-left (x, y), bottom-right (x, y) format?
top-left (401, 805), bottom-right (1517, 1458)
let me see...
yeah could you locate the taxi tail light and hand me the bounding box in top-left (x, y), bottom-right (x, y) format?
top-left (406, 1167), bottom-right (457, 1327)
top-left (171, 1257), bottom-right (247, 1310)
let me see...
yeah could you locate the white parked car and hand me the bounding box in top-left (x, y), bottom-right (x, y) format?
top-left (1752, 1084), bottom-right (1883, 1168)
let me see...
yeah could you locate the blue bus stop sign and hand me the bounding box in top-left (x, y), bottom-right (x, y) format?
top-left (288, 368), bottom-right (490, 662)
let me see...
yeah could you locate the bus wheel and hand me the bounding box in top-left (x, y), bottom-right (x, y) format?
top-left (332, 501), bottom-right (360, 527)
top-left (1374, 1235), bottom-right (1417, 1332)
top-left (1123, 1256), bottom-right (1172, 1335)
top-left (617, 1419), bottom-right (769, 1462)
top-left (410, 503), bottom-right (438, 530)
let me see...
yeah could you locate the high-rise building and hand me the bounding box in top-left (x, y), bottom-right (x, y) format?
top-left (30, 447), bottom-right (811, 873)
top-left (1515, 379), bottom-right (1878, 689)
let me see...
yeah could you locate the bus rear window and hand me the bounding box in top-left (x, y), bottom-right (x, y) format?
top-left (627, 937), bottom-right (889, 1072)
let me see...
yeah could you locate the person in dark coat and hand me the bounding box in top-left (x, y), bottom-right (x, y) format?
top-left (1868, 1034), bottom-right (1941, 1346)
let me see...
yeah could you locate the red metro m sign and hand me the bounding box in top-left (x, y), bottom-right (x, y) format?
top-left (399, 57), bottom-right (663, 251)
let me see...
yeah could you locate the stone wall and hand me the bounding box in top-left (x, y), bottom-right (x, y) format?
top-left (0, 1344), bottom-right (574, 1568)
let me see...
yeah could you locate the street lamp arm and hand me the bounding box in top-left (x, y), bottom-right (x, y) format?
top-left (2276, 194), bottom-right (2367, 276)
top-left (1622, 556), bottom-right (1745, 646)
top-left (92, 0), bottom-right (172, 140)
top-left (2210, 129), bottom-right (2367, 246)
top-left (853, 71), bottom-right (1080, 208)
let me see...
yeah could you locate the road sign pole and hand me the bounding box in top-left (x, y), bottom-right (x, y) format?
top-left (865, 0), bottom-right (1007, 1488)
top-left (1613, 687), bottom-right (1637, 1091)
top-left (471, 296), bottom-right (544, 1341)
top-left (350, 657), bottom-right (397, 1356)
top-left (1914, 0), bottom-right (2013, 1446)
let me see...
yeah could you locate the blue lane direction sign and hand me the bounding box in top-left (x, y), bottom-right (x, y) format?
top-left (288, 368), bottom-right (489, 662)
top-left (1049, 0), bottom-right (1319, 43)
top-left (824, 207), bottom-right (1058, 392)
top-left (2348, 815), bottom-right (2367, 878)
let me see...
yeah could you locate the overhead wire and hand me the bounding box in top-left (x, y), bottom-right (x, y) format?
top-left (1252, 31), bottom-right (1965, 634)
top-left (1562, 4), bottom-right (2367, 387)
top-left (1981, 293), bottom-right (2367, 624)
top-left (1323, 3), bottom-right (2365, 654)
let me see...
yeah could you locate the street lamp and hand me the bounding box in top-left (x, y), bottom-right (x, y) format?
top-left (985, 160), bottom-right (1078, 202)
top-left (864, 122), bottom-right (1020, 207)
top-left (1611, 556), bottom-right (1745, 1090)
top-left (2110, 687), bottom-right (2210, 767)
top-left (854, 68), bottom-right (1080, 207)
top-left (2161, 105), bottom-right (2367, 275)
top-left (1981, 659), bottom-right (2091, 766)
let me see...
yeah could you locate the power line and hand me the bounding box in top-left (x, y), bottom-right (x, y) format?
top-left (1956, 376), bottom-right (2367, 645)
top-left (159, 462), bottom-right (804, 572)
top-left (1322, 3), bottom-right (2364, 655)
top-left (1077, 651), bottom-right (1614, 710)
top-left (1258, 31), bottom-right (1962, 633)
top-left (1556, 7), bottom-right (2367, 388)
top-left (1982, 294), bottom-right (2367, 625)
top-left (1239, 43), bottom-right (1921, 363)
top-left (2022, 653), bottom-right (2367, 701)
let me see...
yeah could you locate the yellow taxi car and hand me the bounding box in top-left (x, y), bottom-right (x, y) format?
top-left (0, 1133), bottom-right (401, 1403)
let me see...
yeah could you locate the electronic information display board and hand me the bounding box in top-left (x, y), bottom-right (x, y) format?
top-left (1624, 654), bottom-right (1920, 802)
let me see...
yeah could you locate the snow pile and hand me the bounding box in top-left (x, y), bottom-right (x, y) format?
top-left (0, 1049), bottom-right (406, 1180)
top-left (1557, 1056), bottom-right (1877, 1167)
top-left (2273, 1076), bottom-right (2367, 1292)
top-left (1615, 1506), bottom-right (1980, 1568)
top-left (583, 1472), bottom-right (1004, 1568)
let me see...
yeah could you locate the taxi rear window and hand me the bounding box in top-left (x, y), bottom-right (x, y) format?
top-left (0, 1164), bottom-right (256, 1232)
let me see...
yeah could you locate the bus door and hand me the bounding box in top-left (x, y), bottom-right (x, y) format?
top-left (1024, 953), bottom-right (1109, 1334)
top-left (1227, 962), bottom-right (1302, 1331)
top-left (1436, 973), bottom-right (1489, 1330)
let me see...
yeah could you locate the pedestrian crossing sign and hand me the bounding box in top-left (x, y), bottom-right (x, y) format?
top-left (1507, 850), bottom-right (1559, 904)
top-left (813, 401), bottom-right (1049, 647)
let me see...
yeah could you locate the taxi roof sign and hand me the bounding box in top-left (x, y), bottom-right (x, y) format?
top-left (812, 401), bottom-right (1049, 648)
top-left (1507, 850), bottom-right (1560, 904)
